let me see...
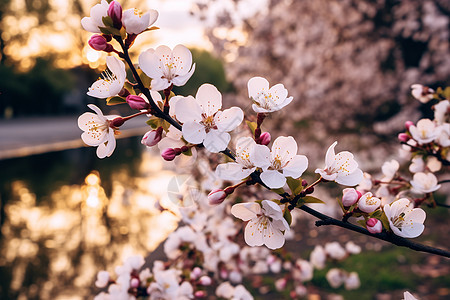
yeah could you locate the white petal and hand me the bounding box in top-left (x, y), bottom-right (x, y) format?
top-left (336, 168), bottom-right (363, 186)
top-left (248, 76), bottom-right (269, 99)
top-left (172, 44), bottom-right (193, 77)
top-left (150, 78), bottom-right (171, 91)
top-left (244, 219), bottom-right (264, 247)
top-left (268, 83), bottom-right (288, 105)
top-left (203, 130), bottom-right (230, 153)
top-left (251, 145), bottom-right (271, 169)
top-left (260, 170), bottom-right (286, 189)
top-left (231, 203), bottom-right (260, 221)
top-left (181, 121), bottom-right (206, 144)
top-left (251, 103), bottom-right (270, 113)
top-left (148, 9), bottom-right (159, 26)
top-left (96, 131), bottom-right (115, 158)
top-left (171, 63), bottom-right (195, 87)
top-left (81, 130), bottom-right (106, 146)
top-left (81, 17), bottom-right (101, 33)
top-left (406, 208), bottom-right (426, 224)
top-left (282, 155), bottom-right (308, 178)
top-left (400, 223), bottom-right (425, 238)
top-left (174, 96), bottom-right (203, 123)
top-left (106, 56), bottom-right (126, 81)
top-left (325, 141), bottom-right (338, 167)
top-left (215, 107), bottom-right (244, 132)
top-left (263, 223), bottom-right (286, 249)
top-left (216, 163), bottom-right (254, 181)
top-left (87, 104), bottom-right (105, 119)
top-left (78, 112), bottom-right (102, 131)
top-left (261, 200), bottom-right (283, 220)
top-left (271, 136), bottom-right (297, 164)
top-left (138, 48), bottom-right (163, 80)
top-left (196, 84), bottom-right (222, 116)
top-left (334, 151), bottom-right (358, 173)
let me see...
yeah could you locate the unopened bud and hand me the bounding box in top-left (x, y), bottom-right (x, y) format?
top-left (130, 278), bottom-right (140, 288)
top-left (208, 189), bottom-right (227, 205)
top-left (126, 95), bottom-right (149, 110)
top-left (108, 1), bottom-right (122, 29)
top-left (301, 179), bottom-right (308, 187)
top-left (110, 117), bottom-right (125, 127)
top-left (305, 186), bottom-right (314, 194)
top-left (88, 35), bottom-right (108, 51)
top-left (141, 127), bottom-right (163, 147)
top-left (199, 276), bottom-right (212, 286)
top-left (398, 133), bottom-right (410, 143)
top-left (405, 121), bottom-right (414, 130)
top-left (342, 188), bottom-right (361, 207)
top-left (259, 132), bottom-right (271, 145)
top-left (366, 218), bottom-right (382, 234)
top-left (194, 291), bottom-right (207, 298)
top-left (118, 88), bottom-right (130, 98)
top-left (161, 148), bottom-right (176, 161)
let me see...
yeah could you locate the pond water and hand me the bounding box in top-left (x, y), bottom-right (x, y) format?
top-left (0, 138), bottom-right (181, 299)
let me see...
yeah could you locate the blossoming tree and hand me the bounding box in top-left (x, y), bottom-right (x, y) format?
top-left (78, 1), bottom-right (449, 299)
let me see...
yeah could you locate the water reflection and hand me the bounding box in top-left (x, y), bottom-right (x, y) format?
top-left (0, 138), bottom-right (180, 299)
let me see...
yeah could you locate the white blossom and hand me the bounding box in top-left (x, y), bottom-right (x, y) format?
top-left (122, 8), bottom-right (158, 34)
top-left (409, 119), bottom-right (440, 145)
top-left (410, 172), bottom-right (441, 193)
top-left (357, 192), bottom-right (381, 213)
top-left (87, 56), bottom-right (126, 99)
top-left (381, 159), bottom-right (399, 181)
top-left (315, 141), bottom-right (363, 186)
top-left (78, 104), bottom-right (119, 158)
top-left (139, 44), bottom-right (195, 91)
top-left (434, 100), bottom-right (449, 125)
top-left (309, 245), bottom-right (326, 270)
top-left (383, 198), bottom-right (426, 238)
top-left (324, 242), bottom-right (347, 260)
top-left (247, 76), bottom-right (293, 113)
top-left (326, 268), bottom-right (344, 288)
top-left (231, 200), bottom-right (289, 250)
top-left (81, 0), bottom-right (109, 33)
top-left (411, 84), bottom-right (434, 103)
top-left (344, 272), bottom-right (360, 290)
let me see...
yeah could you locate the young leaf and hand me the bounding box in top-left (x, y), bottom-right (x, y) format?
top-left (302, 196), bottom-right (325, 204)
top-left (380, 212), bottom-right (390, 231)
top-left (146, 117), bottom-right (160, 129)
top-left (286, 177), bottom-right (303, 195)
top-left (271, 188), bottom-right (286, 195)
top-left (369, 210), bottom-right (383, 218)
top-left (107, 96), bottom-right (126, 105)
top-left (357, 219), bottom-right (367, 228)
top-left (102, 16), bottom-right (114, 28)
top-left (283, 209), bottom-right (292, 226)
top-left (144, 26), bottom-right (160, 32)
top-left (245, 121), bottom-right (257, 135)
top-left (138, 69), bottom-right (152, 89)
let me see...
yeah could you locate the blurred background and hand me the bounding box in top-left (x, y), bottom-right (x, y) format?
top-left (0, 0), bottom-right (449, 299)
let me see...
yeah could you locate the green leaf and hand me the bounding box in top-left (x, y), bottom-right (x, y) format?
top-left (302, 196), bottom-right (325, 204)
top-left (99, 24), bottom-right (121, 36)
top-left (102, 16), bottom-right (114, 28)
top-left (286, 177), bottom-right (303, 195)
top-left (144, 26), bottom-right (160, 32)
top-left (337, 197), bottom-right (345, 213)
top-left (182, 148), bottom-right (193, 157)
top-left (146, 117), bottom-right (160, 129)
top-left (283, 209), bottom-right (292, 226)
top-left (271, 188), bottom-right (285, 195)
top-left (161, 120), bottom-right (170, 132)
top-left (245, 121), bottom-right (257, 135)
top-left (369, 210), bottom-right (383, 218)
top-left (99, 26), bottom-right (112, 35)
top-left (357, 219), bottom-right (367, 228)
top-left (124, 81), bottom-right (136, 95)
top-left (380, 212), bottom-right (390, 231)
top-left (106, 96), bottom-right (126, 105)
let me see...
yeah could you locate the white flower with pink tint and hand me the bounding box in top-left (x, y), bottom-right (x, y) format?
top-left (139, 44), bottom-right (195, 91)
top-left (409, 119), bottom-right (439, 145)
top-left (411, 84), bottom-right (434, 103)
top-left (248, 76), bottom-right (293, 113)
top-left (357, 192), bottom-right (381, 213)
top-left (87, 56), bottom-right (126, 99)
top-left (383, 198), bottom-right (426, 238)
top-left (252, 136), bottom-right (308, 189)
top-left (81, 0), bottom-right (109, 33)
top-left (410, 172), bottom-right (441, 193)
top-left (174, 84), bottom-right (243, 153)
top-left (122, 8), bottom-right (158, 34)
top-left (78, 104), bottom-right (119, 158)
top-left (231, 200), bottom-right (289, 250)
top-left (315, 141), bottom-right (363, 186)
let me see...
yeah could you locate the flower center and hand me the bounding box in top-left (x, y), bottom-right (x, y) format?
top-left (255, 91), bottom-right (275, 109)
top-left (392, 212), bottom-right (406, 229)
top-left (201, 114), bottom-right (217, 132)
top-left (133, 8), bottom-right (144, 17)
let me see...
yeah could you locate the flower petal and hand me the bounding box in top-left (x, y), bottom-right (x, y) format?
top-left (204, 130), bottom-right (230, 153)
top-left (263, 222), bottom-right (285, 249)
top-left (174, 96), bottom-right (203, 123)
top-left (171, 44), bottom-right (193, 77)
top-left (216, 163), bottom-right (254, 181)
top-left (336, 168), bottom-right (364, 186)
top-left (271, 136), bottom-right (297, 164)
top-left (138, 48), bottom-right (163, 80)
top-left (231, 203), bottom-right (260, 221)
top-left (282, 155), bottom-right (308, 178)
top-left (248, 76), bottom-right (269, 100)
top-left (215, 107), bottom-right (244, 132)
top-left (261, 200), bottom-right (283, 220)
top-left (325, 141), bottom-right (338, 167)
top-left (268, 83), bottom-right (288, 106)
top-left (251, 145), bottom-right (271, 169)
top-left (106, 56), bottom-right (126, 81)
top-left (196, 84), bottom-right (222, 116)
top-left (96, 131), bottom-right (115, 158)
top-left (244, 219), bottom-right (264, 247)
top-left (181, 121), bottom-right (206, 144)
top-left (260, 170), bottom-right (286, 189)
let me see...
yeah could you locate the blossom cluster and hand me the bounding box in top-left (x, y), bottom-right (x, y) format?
top-left (77, 1), bottom-right (448, 298)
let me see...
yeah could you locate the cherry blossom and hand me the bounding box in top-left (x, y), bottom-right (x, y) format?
top-left (122, 8), bottom-right (158, 34)
top-left (410, 172), bottom-right (441, 193)
top-left (434, 100), bottom-right (449, 125)
top-left (87, 56), bottom-right (126, 99)
top-left (231, 200), bottom-right (290, 250)
top-left (139, 44), bottom-right (195, 91)
top-left (357, 192), bottom-right (381, 213)
top-left (315, 141), bottom-right (363, 186)
top-left (411, 84), bottom-right (434, 103)
top-left (174, 84), bottom-right (244, 153)
top-left (383, 198), bottom-right (426, 238)
top-left (381, 159), bottom-right (399, 181)
top-left (252, 136), bottom-right (308, 189)
top-left (247, 76), bottom-right (293, 113)
top-left (77, 104), bottom-right (119, 158)
top-left (215, 137), bottom-right (267, 181)
top-left (408, 119), bottom-right (440, 145)
top-left (81, 0), bottom-right (109, 33)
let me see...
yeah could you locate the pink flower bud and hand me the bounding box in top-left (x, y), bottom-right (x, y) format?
top-left (342, 188), bottom-right (361, 207)
top-left (405, 121), bottom-right (414, 130)
top-left (190, 267), bottom-right (202, 280)
top-left (259, 132), bottom-right (271, 145)
top-left (161, 148), bottom-right (176, 161)
top-left (366, 218), bottom-right (382, 234)
top-left (194, 291), bottom-right (207, 298)
top-left (88, 35), bottom-right (108, 51)
top-left (126, 95), bottom-right (149, 110)
top-left (130, 278), bottom-right (140, 288)
top-left (141, 127), bottom-right (163, 147)
top-left (199, 276), bottom-right (212, 286)
top-left (208, 189), bottom-right (227, 205)
top-left (398, 133), bottom-right (410, 142)
top-left (108, 1), bottom-right (122, 29)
